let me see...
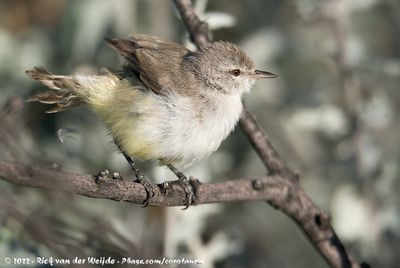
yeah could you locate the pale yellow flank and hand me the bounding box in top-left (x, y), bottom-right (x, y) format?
top-left (74, 74), bottom-right (162, 160)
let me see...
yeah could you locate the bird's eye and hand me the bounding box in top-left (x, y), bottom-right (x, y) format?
top-left (230, 69), bottom-right (241, 76)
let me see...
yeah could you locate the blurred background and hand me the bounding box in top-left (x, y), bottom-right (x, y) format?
top-left (0, 0), bottom-right (399, 267)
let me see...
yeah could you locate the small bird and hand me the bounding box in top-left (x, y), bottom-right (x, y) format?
top-left (26, 34), bottom-right (277, 205)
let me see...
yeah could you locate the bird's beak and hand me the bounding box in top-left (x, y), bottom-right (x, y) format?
top-left (252, 70), bottom-right (278, 79)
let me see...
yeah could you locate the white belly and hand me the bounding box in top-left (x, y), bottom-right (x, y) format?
top-left (154, 93), bottom-right (243, 168)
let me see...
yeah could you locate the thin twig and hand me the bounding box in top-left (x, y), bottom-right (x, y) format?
top-left (173, 0), bottom-right (210, 48)
top-left (239, 109), bottom-right (293, 176)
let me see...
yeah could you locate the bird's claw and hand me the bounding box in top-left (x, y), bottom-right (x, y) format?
top-left (178, 175), bottom-right (195, 209)
top-left (167, 164), bottom-right (199, 209)
top-left (134, 170), bottom-right (156, 207)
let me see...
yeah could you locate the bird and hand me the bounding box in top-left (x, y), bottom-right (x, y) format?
top-left (26, 34), bottom-right (277, 206)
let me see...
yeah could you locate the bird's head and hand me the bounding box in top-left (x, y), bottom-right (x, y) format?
top-left (186, 41), bottom-right (277, 96)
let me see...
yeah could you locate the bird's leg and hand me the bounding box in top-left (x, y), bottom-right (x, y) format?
top-left (167, 164), bottom-right (195, 208)
top-left (114, 141), bottom-right (155, 206)
top-left (121, 152), bottom-right (156, 206)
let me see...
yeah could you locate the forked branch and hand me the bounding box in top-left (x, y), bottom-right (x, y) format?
top-left (173, 0), bottom-right (365, 267)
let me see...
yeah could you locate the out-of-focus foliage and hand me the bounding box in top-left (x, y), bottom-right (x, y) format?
top-left (0, 0), bottom-right (399, 267)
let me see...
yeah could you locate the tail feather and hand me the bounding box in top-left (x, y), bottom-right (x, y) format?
top-left (26, 67), bottom-right (83, 113)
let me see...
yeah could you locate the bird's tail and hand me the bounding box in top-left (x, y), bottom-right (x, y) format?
top-left (26, 67), bottom-right (84, 113)
top-left (26, 66), bottom-right (118, 113)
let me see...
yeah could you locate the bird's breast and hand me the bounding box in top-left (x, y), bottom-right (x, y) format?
top-left (157, 93), bottom-right (243, 168)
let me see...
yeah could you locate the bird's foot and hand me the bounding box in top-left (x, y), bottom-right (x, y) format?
top-left (178, 175), bottom-right (194, 209)
top-left (113, 140), bottom-right (156, 206)
top-left (133, 167), bottom-right (156, 207)
top-left (167, 165), bottom-right (197, 209)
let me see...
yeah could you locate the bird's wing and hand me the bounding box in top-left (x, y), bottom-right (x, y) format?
top-left (105, 35), bottom-right (190, 96)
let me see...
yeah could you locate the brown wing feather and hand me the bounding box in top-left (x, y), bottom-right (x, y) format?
top-left (105, 35), bottom-right (190, 95)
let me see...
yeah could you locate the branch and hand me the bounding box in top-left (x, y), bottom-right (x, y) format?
top-left (173, 0), bottom-right (210, 48)
top-left (0, 160), bottom-right (287, 206)
top-left (239, 109), bottom-right (294, 175)
top-left (172, 0), bottom-right (365, 267)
